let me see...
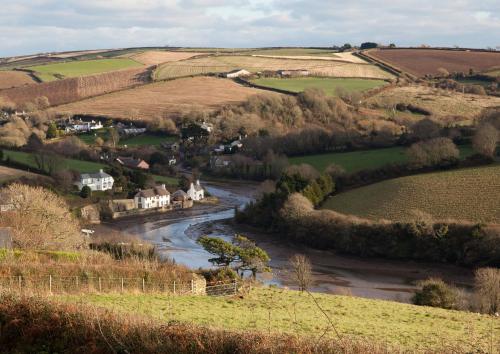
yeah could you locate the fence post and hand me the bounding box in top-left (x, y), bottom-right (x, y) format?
top-left (18, 275), bottom-right (21, 290)
top-left (173, 281), bottom-right (176, 295)
top-left (49, 275), bottom-right (52, 294)
top-left (75, 276), bottom-right (79, 292)
top-left (234, 279), bottom-right (237, 294)
top-left (98, 277), bottom-right (102, 292)
top-left (121, 278), bottom-right (124, 292)
top-left (142, 278), bottom-right (145, 293)
top-left (191, 279), bottom-right (194, 294)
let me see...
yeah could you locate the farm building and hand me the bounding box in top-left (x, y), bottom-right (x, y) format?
top-left (224, 69), bottom-right (251, 78)
top-left (116, 156), bottom-right (150, 170)
top-left (277, 69), bottom-right (310, 77)
top-left (134, 185), bottom-right (170, 209)
top-left (187, 180), bottom-right (204, 201)
top-left (64, 119), bottom-right (103, 133)
top-left (75, 169), bottom-right (114, 191)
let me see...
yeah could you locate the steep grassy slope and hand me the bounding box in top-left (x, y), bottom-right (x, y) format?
top-left (322, 164), bottom-right (500, 223)
top-left (60, 286), bottom-right (498, 352)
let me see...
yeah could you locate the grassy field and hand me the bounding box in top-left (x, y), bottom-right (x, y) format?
top-left (249, 48), bottom-right (339, 56)
top-left (2, 150), bottom-right (106, 173)
top-left (288, 146), bottom-right (473, 173)
top-left (56, 77), bottom-right (268, 121)
top-left (367, 85), bottom-right (500, 122)
top-left (59, 286), bottom-right (498, 351)
top-left (322, 164), bottom-right (500, 223)
top-left (130, 51), bottom-right (203, 65)
top-left (0, 71), bottom-right (37, 89)
top-left (251, 77), bottom-right (387, 96)
top-left (27, 58), bottom-right (144, 82)
top-left (154, 55), bottom-right (393, 81)
top-left (120, 134), bottom-right (177, 147)
top-left (0, 165), bottom-right (40, 183)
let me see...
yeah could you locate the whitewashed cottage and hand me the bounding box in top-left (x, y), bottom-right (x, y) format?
top-left (134, 185), bottom-right (170, 209)
top-left (187, 180), bottom-right (204, 201)
top-left (75, 169), bottom-right (114, 191)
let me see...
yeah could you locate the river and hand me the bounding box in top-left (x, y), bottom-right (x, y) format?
top-left (120, 183), bottom-right (474, 303)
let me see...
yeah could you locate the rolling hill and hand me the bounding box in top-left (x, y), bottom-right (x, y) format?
top-left (322, 164), bottom-right (500, 223)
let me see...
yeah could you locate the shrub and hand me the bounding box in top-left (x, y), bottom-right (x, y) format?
top-left (473, 267), bottom-right (500, 314)
top-left (412, 278), bottom-right (460, 309)
top-left (407, 137), bottom-right (459, 168)
top-left (80, 185), bottom-right (92, 198)
top-left (472, 123), bottom-right (498, 157)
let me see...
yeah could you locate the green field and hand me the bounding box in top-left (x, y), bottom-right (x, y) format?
top-left (251, 77), bottom-right (387, 96)
top-left (119, 134), bottom-right (177, 147)
top-left (2, 150), bottom-right (106, 173)
top-left (289, 146), bottom-right (474, 173)
top-left (78, 131), bottom-right (177, 147)
top-left (28, 58), bottom-right (143, 81)
top-left (59, 286), bottom-right (497, 351)
top-left (322, 164), bottom-right (500, 223)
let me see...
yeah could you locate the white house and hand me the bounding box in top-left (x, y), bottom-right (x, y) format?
top-left (134, 185), bottom-right (170, 209)
top-left (75, 169), bottom-right (114, 191)
top-left (225, 69), bottom-right (251, 78)
top-left (66, 119), bottom-right (103, 133)
top-left (187, 180), bottom-right (204, 201)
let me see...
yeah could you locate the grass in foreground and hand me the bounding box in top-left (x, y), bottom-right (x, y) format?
top-left (28, 58), bottom-right (143, 81)
top-left (1, 293), bottom-right (398, 354)
top-left (251, 77), bottom-right (387, 96)
top-left (322, 164), bottom-right (500, 223)
top-left (288, 145), bottom-right (473, 173)
top-left (59, 286), bottom-right (498, 351)
top-left (2, 150), bottom-right (106, 173)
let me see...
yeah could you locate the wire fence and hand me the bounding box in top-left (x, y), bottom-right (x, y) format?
top-left (0, 275), bottom-right (238, 297)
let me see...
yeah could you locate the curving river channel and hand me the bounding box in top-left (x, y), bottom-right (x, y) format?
top-left (121, 183), bottom-right (474, 303)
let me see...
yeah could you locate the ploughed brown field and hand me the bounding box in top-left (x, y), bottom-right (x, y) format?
top-left (368, 49), bottom-right (500, 77)
top-left (129, 51), bottom-right (204, 65)
top-left (55, 76), bottom-right (270, 120)
top-left (0, 67), bottom-right (151, 107)
top-left (0, 71), bottom-right (37, 89)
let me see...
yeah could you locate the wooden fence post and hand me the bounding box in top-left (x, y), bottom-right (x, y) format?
top-left (173, 281), bottom-right (176, 295)
top-left (75, 276), bottom-right (79, 291)
top-left (191, 279), bottom-right (194, 294)
top-left (49, 275), bottom-right (52, 294)
top-left (18, 275), bottom-right (21, 290)
top-left (142, 278), bottom-right (145, 292)
top-left (121, 278), bottom-right (124, 292)
top-left (98, 277), bottom-right (102, 292)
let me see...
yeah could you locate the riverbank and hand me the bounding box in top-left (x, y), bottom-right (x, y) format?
top-left (185, 218), bottom-right (475, 302)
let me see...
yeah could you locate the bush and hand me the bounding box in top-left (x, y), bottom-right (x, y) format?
top-left (80, 185), bottom-right (92, 198)
top-left (412, 278), bottom-right (460, 309)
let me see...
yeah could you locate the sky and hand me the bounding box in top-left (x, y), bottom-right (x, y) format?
top-left (1, 0), bottom-right (499, 57)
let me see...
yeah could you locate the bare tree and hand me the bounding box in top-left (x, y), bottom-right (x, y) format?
top-left (0, 184), bottom-right (83, 250)
top-left (474, 267), bottom-right (500, 314)
top-left (472, 123), bottom-right (498, 157)
top-left (289, 254), bottom-right (313, 292)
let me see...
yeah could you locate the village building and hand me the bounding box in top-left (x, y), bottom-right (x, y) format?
top-left (171, 190), bottom-right (192, 209)
top-left (224, 69), bottom-right (251, 78)
top-left (162, 142), bottom-right (180, 152)
top-left (64, 119), bottom-right (103, 133)
top-left (187, 180), bottom-right (204, 201)
top-left (116, 156), bottom-right (150, 170)
top-left (75, 169), bottom-right (114, 191)
top-left (134, 185), bottom-right (170, 209)
top-left (277, 69), bottom-right (310, 77)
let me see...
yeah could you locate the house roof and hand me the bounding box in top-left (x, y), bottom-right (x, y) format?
top-left (80, 169), bottom-right (112, 180)
top-left (135, 185), bottom-right (170, 198)
top-left (172, 190), bottom-right (189, 201)
top-left (117, 156), bottom-right (149, 168)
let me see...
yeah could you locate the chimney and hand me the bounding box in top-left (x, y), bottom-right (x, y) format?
top-left (99, 169), bottom-right (103, 173)
top-left (161, 184), bottom-right (166, 189)
top-left (196, 179), bottom-right (200, 186)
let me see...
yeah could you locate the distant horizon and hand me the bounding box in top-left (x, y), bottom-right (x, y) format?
top-left (4, 44), bottom-right (500, 59)
top-left (1, 0), bottom-right (499, 58)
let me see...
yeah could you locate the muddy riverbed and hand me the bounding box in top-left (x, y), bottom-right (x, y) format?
top-left (102, 182), bottom-right (474, 303)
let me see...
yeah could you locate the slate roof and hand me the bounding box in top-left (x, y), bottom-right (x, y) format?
top-left (80, 170), bottom-right (112, 180)
top-left (135, 186), bottom-right (170, 199)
